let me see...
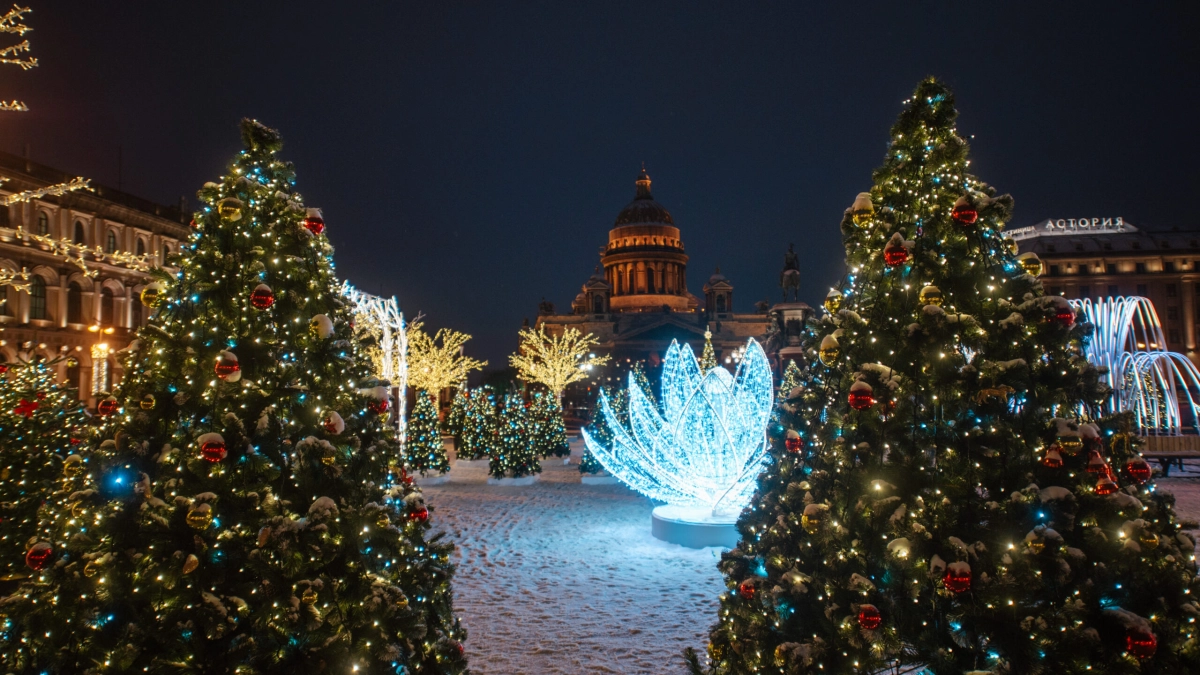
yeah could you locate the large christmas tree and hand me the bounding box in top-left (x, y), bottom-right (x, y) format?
top-left (0, 120), bottom-right (468, 673)
top-left (0, 358), bottom-right (91, 584)
top-left (693, 79), bottom-right (1199, 674)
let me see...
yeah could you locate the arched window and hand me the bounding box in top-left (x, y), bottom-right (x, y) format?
top-left (73, 221), bottom-right (86, 244)
top-left (105, 230), bottom-right (118, 254)
top-left (66, 357), bottom-right (81, 390)
top-left (131, 293), bottom-right (143, 327)
top-left (100, 288), bottom-right (115, 326)
top-left (37, 211), bottom-right (49, 235)
top-left (716, 295), bottom-right (727, 313)
top-left (28, 275), bottom-right (47, 320)
top-left (647, 269), bottom-right (657, 294)
top-left (592, 295), bottom-right (604, 313)
top-left (67, 282), bottom-right (83, 323)
top-left (628, 269), bottom-right (635, 295)
top-left (136, 238), bottom-right (145, 255)
top-left (162, 243), bottom-right (171, 261)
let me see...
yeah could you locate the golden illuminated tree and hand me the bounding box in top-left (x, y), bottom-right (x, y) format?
top-left (509, 325), bottom-right (610, 401)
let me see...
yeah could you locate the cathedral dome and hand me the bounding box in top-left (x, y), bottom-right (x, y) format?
top-left (614, 168), bottom-right (674, 226)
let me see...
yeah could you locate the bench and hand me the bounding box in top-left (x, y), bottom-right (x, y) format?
top-left (1141, 451), bottom-right (1200, 477)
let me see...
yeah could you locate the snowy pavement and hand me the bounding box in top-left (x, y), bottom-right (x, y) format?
top-left (421, 448), bottom-right (725, 675)
top-left (422, 447), bottom-right (1200, 675)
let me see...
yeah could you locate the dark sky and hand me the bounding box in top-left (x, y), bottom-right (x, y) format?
top-left (4, 2), bottom-right (1197, 366)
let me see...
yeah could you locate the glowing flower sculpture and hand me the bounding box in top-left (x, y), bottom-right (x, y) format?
top-left (584, 338), bottom-right (773, 522)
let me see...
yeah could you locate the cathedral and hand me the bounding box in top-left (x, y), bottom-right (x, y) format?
top-left (534, 168), bottom-right (810, 417)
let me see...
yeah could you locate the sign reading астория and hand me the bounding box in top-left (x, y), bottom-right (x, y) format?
top-left (1008, 218), bottom-right (1135, 241)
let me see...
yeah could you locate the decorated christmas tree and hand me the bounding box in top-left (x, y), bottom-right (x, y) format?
top-left (443, 386), bottom-right (469, 439)
top-left (456, 387), bottom-right (497, 461)
top-left (0, 358), bottom-right (92, 584)
top-left (0, 120), bottom-right (468, 673)
top-left (692, 79), bottom-right (1199, 674)
top-left (406, 389), bottom-right (448, 476)
top-left (529, 392), bottom-right (569, 459)
top-left (700, 330), bottom-right (718, 374)
top-left (779, 359), bottom-right (802, 396)
top-left (580, 385), bottom-right (627, 475)
top-left (489, 391), bottom-right (539, 480)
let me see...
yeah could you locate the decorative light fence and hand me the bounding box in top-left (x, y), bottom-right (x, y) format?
top-left (1071, 296), bottom-right (1200, 435)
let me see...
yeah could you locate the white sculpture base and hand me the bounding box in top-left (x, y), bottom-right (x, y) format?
top-left (487, 474), bottom-right (540, 486)
top-left (581, 473), bottom-right (620, 485)
top-left (651, 505), bottom-right (739, 549)
top-left (453, 458), bottom-right (488, 468)
top-left (415, 473), bottom-right (450, 486)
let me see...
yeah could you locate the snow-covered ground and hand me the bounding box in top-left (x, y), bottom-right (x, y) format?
top-left (421, 442), bottom-right (725, 674)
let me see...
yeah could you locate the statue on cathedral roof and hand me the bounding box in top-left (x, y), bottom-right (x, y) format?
top-left (780, 243), bottom-right (801, 302)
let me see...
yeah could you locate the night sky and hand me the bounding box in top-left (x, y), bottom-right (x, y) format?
top-left (4, 2), bottom-right (1197, 366)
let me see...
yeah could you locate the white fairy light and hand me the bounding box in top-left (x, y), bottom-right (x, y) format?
top-left (583, 337), bottom-right (773, 517)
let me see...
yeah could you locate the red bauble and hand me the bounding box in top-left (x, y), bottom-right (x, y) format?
top-left (857, 604), bottom-right (882, 630)
top-left (369, 398), bottom-right (389, 414)
top-left (97, 397), bottom-right (120, 416)
top-left (189, 218), bottom-right (198, 228)
top-left (1126, 630), bottom-right (1157, 659)
top-left (303, 215), bottom-right (325, 235)
top-left (14, 398), bottom-right (39, 418)
top-left (0, 364), bottom-right (8, 374)
top-left (1125, 458), bottom-right (1152, 483)
top-left (35, 391), bottom-right (45, 400)
top-left (1085, 450), bottom-right (1108, 474)
top-left (784, 436), bottom-right (802, 453)
top-left (883, 242), bottom-right (909, 267)
top-left (1095, 476), bottom-right (1119, 495)
top-left (738, 579), bottom-right (755, 599)
top-left (25, 541), bottom-right (53, 570)
top-left (1054, 311), bottom-right (1076, 328)
top-left (214, 353), bottom-right (240, 379)
top-left (952, 204), bottom-right (978, 225)
top-left (848, 390), bottom-right (875, 411)
top-left (943, 565), bottom-right (971, 593)
top-left (409, 506), bottom-right (429, 523)
top-left (250, 284), bottom-right (275, 310)
top-left (201, 440), bottom-right (228, 462)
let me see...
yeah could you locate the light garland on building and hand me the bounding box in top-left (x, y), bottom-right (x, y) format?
top-left (583, 337), bottom-right (772, 518)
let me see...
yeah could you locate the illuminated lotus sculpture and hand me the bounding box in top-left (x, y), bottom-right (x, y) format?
top-left (583, 338), bottom-right (773, 547)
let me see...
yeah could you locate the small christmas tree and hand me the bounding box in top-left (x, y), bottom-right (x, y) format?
top-left (0, 120), bottom-right (469, 673)
top-left (692, 79), bottom-right (1199, 675)
top-left (529, 392), bottom-right (569, 458)
top-left (458, 387), bottom-right (496, 461)
top-left (778, 358), bottom-right (802, 395)
top-left (700, 329), bottom-right (718, 373)
top-left (0, 358), bottom-right (91, 583)
top-left (630, 361), bottom-right (657, 410)
top-left (406, 390), bottom-right (448, 476)
top-left (443, 386), bottom-right (469, 439)
top-left (580, 386), bottom-right (627, 475)
top-left (489, 391), bottom-right (539, 479)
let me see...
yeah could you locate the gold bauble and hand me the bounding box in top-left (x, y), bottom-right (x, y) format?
top-left (1139, 532), bottom-right (1159, 550)
top-left (818, 334), bottom-right (840, 367)
top-left (140, 283), bottom-right (164, 308)
top-left (140, 394), bottom-right (156, 410)
top-left (182, 554), bottom-right (199, 575)
top-left (919, 285), bottom-right (944, 307)
top-left (1017, 252), bottom-right (1043, 276)
top-left (83, 559), bottom-right (101, 578)
top-left (800, 514), bottom-right (821, 534)
top-left (319, 446), bottom-right (338, 466)
top-left (824, 291), bottom-right (843, 314)
top-left (396, 592), bottom-right (409, 609)
top-left (63, 454), bottom-right (85, 478)
top-left (1004, 238), bottom-right (1019, 256)
top-left (216, 198), bottom-right (243, 221)
top-left (186, 505), bottom-right (214, 530)
top-left (1056, 435), bottom-right (1084, 455)
top-left (376, 512), bottom-right (391, 528)
top-left (1026, 537), bottom-right (1045, 554)
top-left (848, 192), bottom-right (874, 228)
top-left (301, 588), bottom-right (318, 605)
top-left (774, 643), bottom-right (788, 666)
top-left (70, 501), bottom-right (85, 518)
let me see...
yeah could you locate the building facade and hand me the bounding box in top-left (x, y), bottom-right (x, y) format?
top-left (1013, 217), bottom-right (1200, 362)
top-left (0, 151), bottom-right (189, 405)
top-left (534, 169), bottom-right (792, 419)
